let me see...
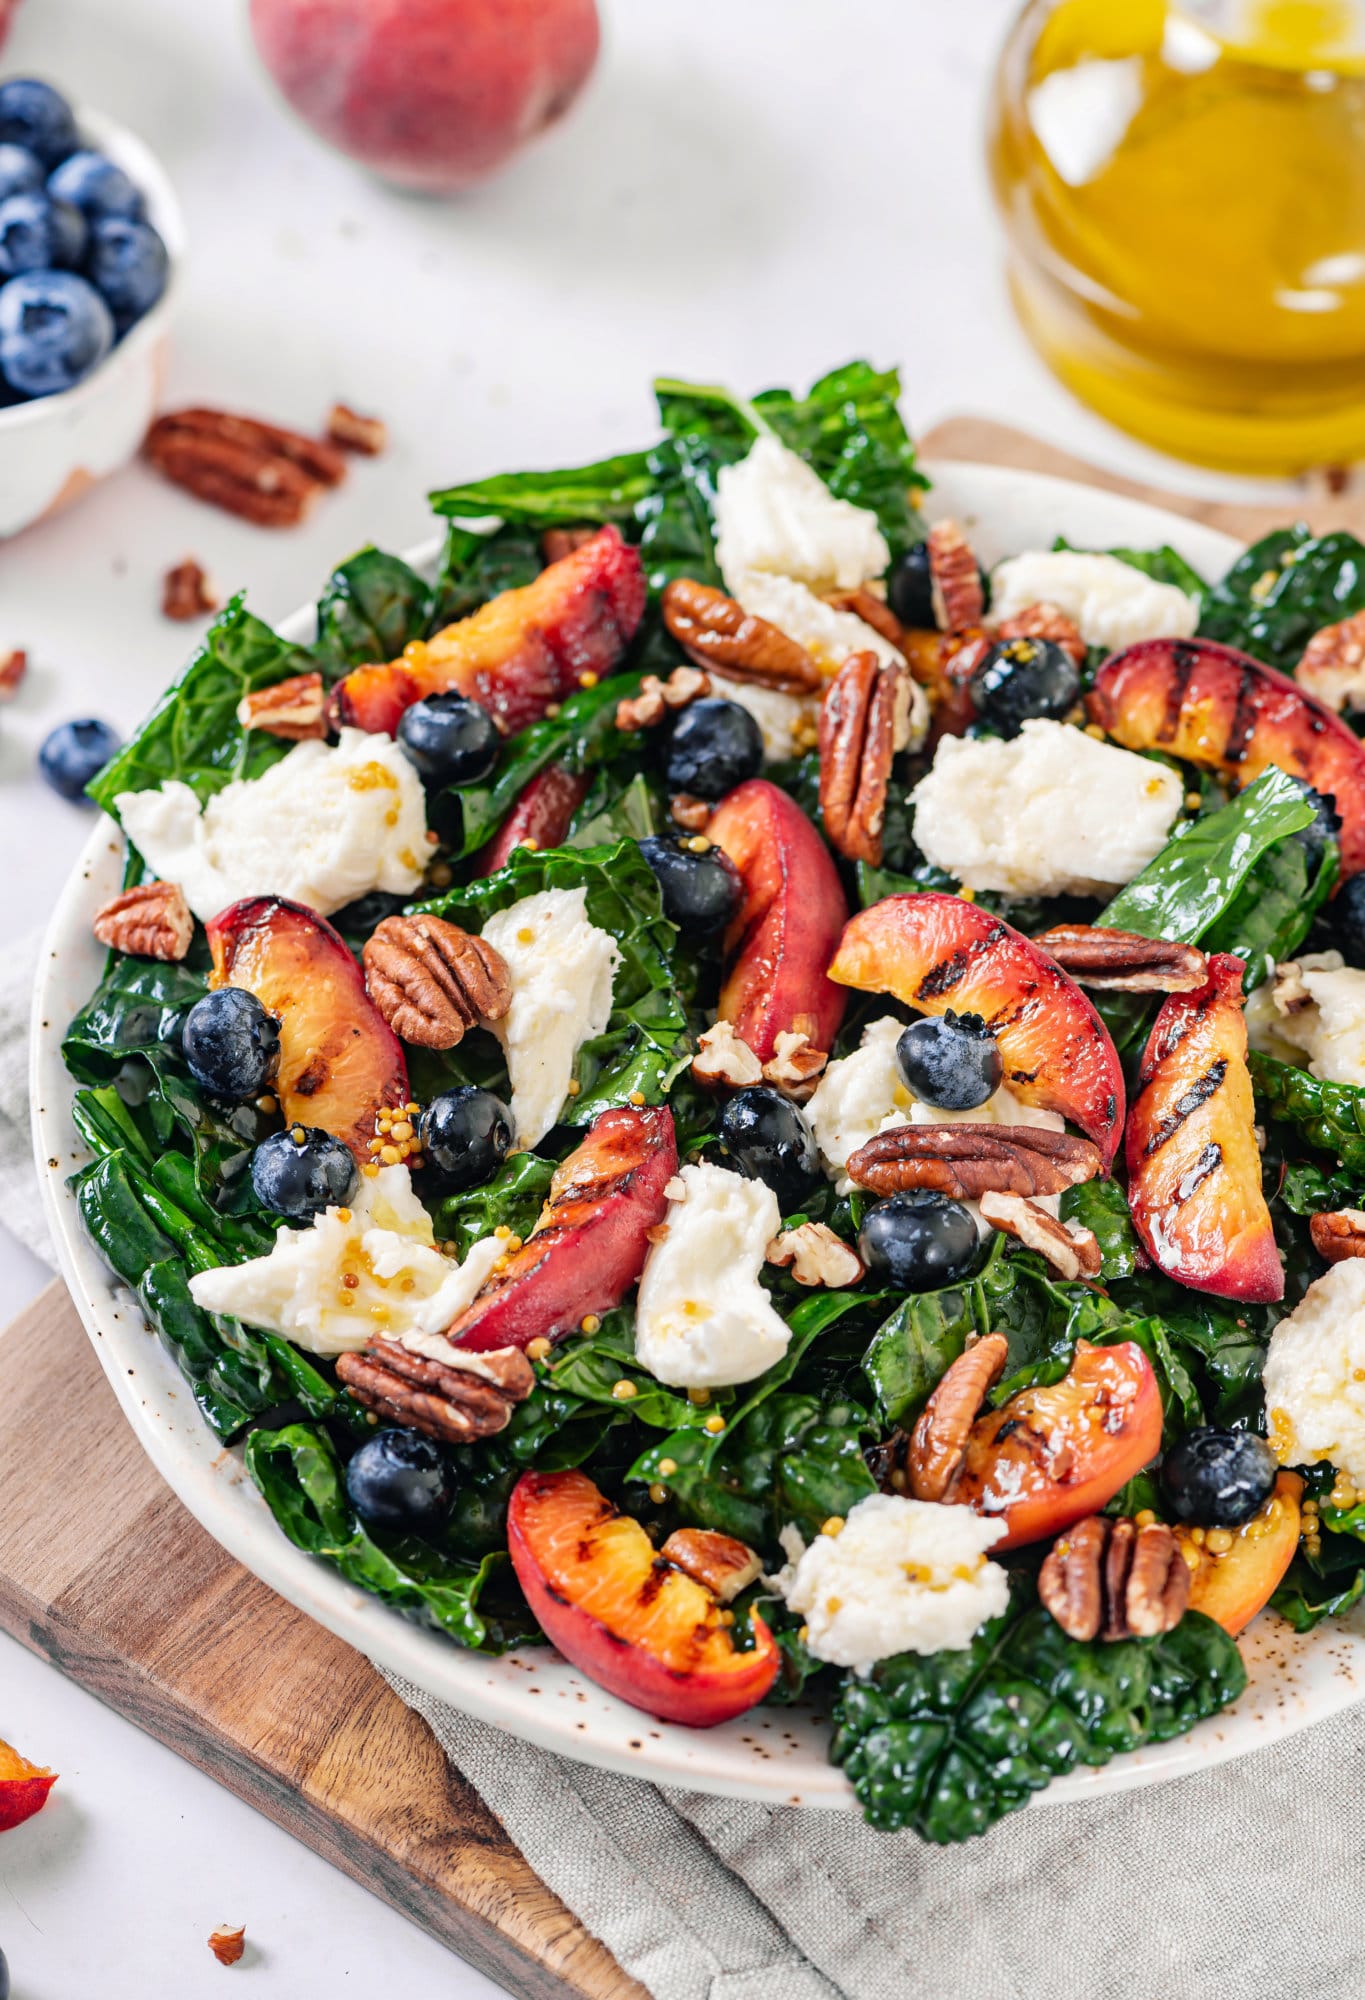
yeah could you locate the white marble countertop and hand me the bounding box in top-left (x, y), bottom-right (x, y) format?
top-left (0, 0), bottom-right (1305, 1992)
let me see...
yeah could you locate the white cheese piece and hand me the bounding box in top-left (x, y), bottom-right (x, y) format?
top-left (115, 728), bottom-right (429, 921)
top-left (780, 1493), bottom-right (1009, 1672)
top-left (732, 569), bottom-right (913, 677)
top-left (188, 1165), bottom-right (504, 1358)
top-left (911, 719), bottom-right (1183, 898)
top-left (1263, 1259), bottom-right (1365, 1485)
top-left (710, 671), bottom-right (817, 764)
top-left (990, 549), bottom-right (1199, 651)
top-left (1265, 950), bottom-right (1365, 1088)
top-left (714, 434), bottom-right (890, 595)
top-left (480, 887), bottom-right (620, 1147)
top-left (633, 1161), bottom-right (789, 1388)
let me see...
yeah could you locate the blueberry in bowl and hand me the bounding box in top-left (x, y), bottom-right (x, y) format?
top-left (0, 189), bottom-right (86, 276)
top-left (0, 78), bottom-right (78, 167)
top-left (47, 147), bottom-right (145, 222)
top-left (0, 270), bottom-right (112, 396)
top-left (0, 143), bottom-right (43, 202)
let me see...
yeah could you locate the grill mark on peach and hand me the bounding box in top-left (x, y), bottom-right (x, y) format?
top-left (916, 948), bottom-right (970, 999)
top-left (1226, 665), bottom-right (1260, 765)
top-left (1141, 1059), bottom-right (1228, 1157)
top-left (1160, 643), bottom-right (1200, 744)
top-left (1174, 1141), bottom-right (1223, 1204)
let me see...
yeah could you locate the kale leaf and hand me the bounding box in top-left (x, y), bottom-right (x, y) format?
top-left (1198, 525), bottom-right (1365, 672)
top-left (1249, 1051), bottom-right (1365, 1177)
top-left (312, 545), bottom-right (434, 674)
top-left (450, 670), bottom-right (646, 858)
top-left (429, 451), bottom-right (656, 528)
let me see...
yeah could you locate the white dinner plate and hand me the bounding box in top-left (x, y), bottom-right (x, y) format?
top-left (33, 461), bottom-right (1365, 1812)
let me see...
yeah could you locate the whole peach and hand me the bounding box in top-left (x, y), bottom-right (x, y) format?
top-left (248, 0), bottom-right (600, 192)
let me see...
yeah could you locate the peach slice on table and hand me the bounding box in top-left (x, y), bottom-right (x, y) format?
top-left (1177, 1472), bottom-right (1302, 1636)
top-left (0, 1736), bottom-right (57, 1833)
top-left (707, 778), bottom-right (850, 1063)
top-left (829, 892), bottom-right (1126, 1166)
top-left (207, 896), bottom-right (409, 1157)
top-left (508, 1469), bottom-right (779, 1727)
top-left (474, 763), bottom-right (588, 875)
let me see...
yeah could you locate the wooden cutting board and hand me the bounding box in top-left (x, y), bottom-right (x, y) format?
top-left (0, 424), bottom-right (1348, 1998)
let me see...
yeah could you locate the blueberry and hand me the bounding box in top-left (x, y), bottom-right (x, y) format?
top-left (38, 717), bottom-right (121, 799)
top-left (638, 834), bottom-right (742, 938)
top-left (250, 1126), bottom-right (357, 1221)
top-left (0, 80), bottom-right (78, 169)
top-left (346, 1428), bottom-right (455, 1537)
top-left (664, 698), bottom-right (763, 801)
top-left (182, 988), bottom-right (280, 1101)
top-left (0, 144), bottom-right (43, 201)
top-left (968, 635), bottom-right (1080, 737)
top-left (48, 148), bottom-right (144, 222)
top-left (717, 1085), bottom-right (820, 1213)
top-left (0, 270), bottom-right (114, 396)
top-left (1331, 872), bottom-right (1365, 967)
top-left (859, 1191), bottom-right (979, 1290)
top-left (1283, 775), bottom-right (1341, 872)
top-left (886, 542), bottom-right (934, 627)
top-left (895, 1011), bottom-right (1002, 1112)
top-left (86, 216), bottom-right (168, 326)
top-left (421, 1086), bottom-right (513, 1190)
top-left (397, 693), bottom-right (500, 787)
top-left (0, 191), bottom-right (86, 275)
top-left (1159, 1426), bottom-right (1278, 1529)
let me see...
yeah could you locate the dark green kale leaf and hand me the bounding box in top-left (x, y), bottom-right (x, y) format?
top-left (1059, 1177), bottom-right (1142, 1280)
top-left (1198, 525), bottom-right (1365, 672)
top-left (428, 520), bottom-right (544, 627)
top-left (1250, 1050), bottom-right (1365, 1176)
top-left (1202, 819), bottom-right (1338, 989)
top-left (428, 451), bottom-right (656, 528)
top-left (312, 545), bottom-right (434, 674)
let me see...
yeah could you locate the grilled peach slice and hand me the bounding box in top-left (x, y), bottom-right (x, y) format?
top-left (475, 764), bottom-right (588, 875)
top-left (1176, 1472), bottom-right (1302, 1635)
top-left (0, 1736), bottom-right (57, 1832)
top-left (508, 1470), bottom-right (780, 1726)
top-left (950, 1341), bottom-right (1163, 1550)
top-left (1126, 952), bottom-right (1281, 1303)
top-left (829, 892), bottom-right (1125, 1165)
top-left (448, 1104), bottom-right (677, 1352)
top-left (1088, 637), bottom-right (1365, 876)
top-left (207, 896), bottom-right (408, 1156)
top-left (334, 526), bottom-right (646, 737)
top-left (707, 778), bottom-right (849, 1061)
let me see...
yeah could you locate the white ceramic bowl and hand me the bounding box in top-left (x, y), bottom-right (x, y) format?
top-left (31, 460), bottom-right (1365, 1812)
top-left (0, 106), bottom-right (182, 537)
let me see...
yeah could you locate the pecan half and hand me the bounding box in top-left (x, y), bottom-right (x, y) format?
top-left (818, 651), bottom-right (913, 865)
top-left (1296, 608), bottom-right (1365, 714)
top-left (977, 1190), bottom-right (1102, 1281)
top-left (236, 671), bottom-right (329, 740)
top-left (846, 1124), bottom-right (1103, 1201)
top-left (908, 1334), bottom-right (1009, 1502)
top-left (669, 792), bottom-right (712, 832)
top-left (1033, 923), bottom-right (1208, 994)
top-left (162, 557), bottom-right (219, 622)
top-left (540, 525), bottom-right (597, 564)
top-left (927, 520), bottom-right (985, 632)
top-left (761, 1028), bottom-right (828, 1098)
top-left (363, 915), bottom-right (511, 1049)
top-left (615, 664), bottom-right (710, 731)
top-left (821, 585), bottom-right (909, 651)
top-left (208, 1925), bottom-right (246, 1968)
top-left (661, 578), bottom-right (824, 692)
top-left (336, 1337), bottom-right (534, 1442)
top-left (0, 648), bottom-right (26, 700)
top-left (660, 1528), bottom-right (763, 1602)
top-left (326, 402), bottom-right (387, 455)
top-left (1039, 1514), bottom-right (1189, 1642)
top-left (1310, 1209), bottom-right (1365, 1262)
top-left (144, 408), bottom-right (345, 526)
top-left (93, 880), bottom-right (194, 962)
top-left (994, 601), bottom-right (1086, 666)
top-left (691, 1019), bottom-right (763, 1089)
top-left (766, 1221), bottom-right (865, 1288)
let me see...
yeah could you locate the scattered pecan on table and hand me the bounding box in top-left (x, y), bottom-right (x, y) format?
top-left (0, 647), bottom-right (27, 699)
top-left (1039, 1514), bottom-right (1189, 1642)
top-left (207, 1925), bottom-right (247, 1968)
top-left (325, 401), bottom-right (387, 456)
top-left (161, 557), bottom-right (220, 622)
top-left (144, 407), bottom-right (347, 526)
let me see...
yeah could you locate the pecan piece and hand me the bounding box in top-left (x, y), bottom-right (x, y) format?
top-left (1033, 923), bottom-right (1208, 994)
top-left (977, 1190), bottom-right (1102, 1281)
top-left (691, 1019), bottom-right (763, 1089)
top-left (144, 408), bottom-right (345, 526)
top-left (927, 520), bottom-right (985, 632)
top-left (661, 578), bottom-right (824, 692)
top-left (766, 1220), bottom-right (865, 1288)
top-left (162, 557), bottom-right (220, 622)
top-left (660, 1528), bottom-right (763, 1602)
top-left (1040, 1514), bottom-right (1188, 1642)
top-left (846, 1124), bottom-right (1102, 1201)
top-left (908, 1334), bottom-right (1009, 1502)
top-left (363, 915), bottom-right (511, 1050)
top-left (669, 792), bottom-right (712, 832)
top-left (208, 1925), bottom-right (246, 1968)
top-left (821, 585), bottom-right (910, 651)
top-left (818, 651), bottom-right (913, 865)
top-left (0, 647), bottom-right (27, 699)
top-left (336, 1337), bottom-right (534, 1442)
top-left (615, 664), bottom-right (711, 731)
top-left (540, 525), bottom-right (598, 564)
top-left (93, 880), bottom-right (194, 962)
top-left (761, 1028), bottom-right (828, 1098)
top-left (326, 402), bottom-right (387, 455)
top-left (1296, 608), bottom-right (1365, 714)
top-left (1310, 1209), bottom-right (1365, 1262)
top-left (994, 601), bottom-right (1086, 666)
top-left (236, 671), bottom-right (329, 740)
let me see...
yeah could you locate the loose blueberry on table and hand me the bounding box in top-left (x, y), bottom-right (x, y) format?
top-left (37, 716), bottom-right (121, 800)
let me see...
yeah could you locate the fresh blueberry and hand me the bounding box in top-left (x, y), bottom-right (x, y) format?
top-left (397, 693), bottom-right (500, 787)
top-left (421, 1086), bottom-right (513, 1190)
top-left (38, 717), bottom-right (121, 799)
top-left (1283, 775), bottom-right (1342, 872)
top-left (717, 1085), bottom-right (820, 1213)
top-left (664, 698), bottom-right (763, 801)
top-left (182, 988), bottom-right (280, 1101)
top-left (638, 834), bottom-right (742, 938)
top-left (886, 542), bottom-right (934, 627)
top-left (1159, 1426), bottom-right (1279, 1529)
top-left (86, 216), bottom-right (168, 325)
top-left (0, 79), bottom-right (78, 168)
top-left (858, 1191), bottom-right (979, 1290)
top-left (48, 148), bottom-right (144, 222)
top-left (0, 269), bottom-right (114, 396)
top-left (250, 1126), bottom-right (357, 1221)
top-left (968, 635), bottom-right (1080, 737)
top-left (1331, 872), bottom-right (1365, 967)
top-left (0, 143), bottom-right (43, 201)
top-left (346, 1428), bottom-right (456, 1537)
top-left (0, 191), bottom-right (86, 275)
top-left (895, 1011), bottom-right (1002, 1112)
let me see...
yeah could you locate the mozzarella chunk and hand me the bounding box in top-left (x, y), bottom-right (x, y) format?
top-left (779, 1493), bottom-right (1009, 1672)
top-left (710, 672), bottom-right (817, 763)
top-left (1265, 950), bottom-right (1365, 1087)
top-left (633, 1162), bottom-right (788, 1388)
top-left (990, 549), bottom-right (1199, 650)
top-left (480, 887), bottom-right (621, 1146)
top-left (732, 569), bottom-right (911, 676)
top-left (188, 1165), bottom-right (505, 1358)
top-left (115, 728), bottom-right (429, 920)
top-left (1264, 1259), bottom-right (1365, 1485)
top-left (714, 434), bottom-right (889, 594)
top-left (805, 1016), bottom-right (914, 1189)
top-left (911, 720), bottom-right (1183, 898)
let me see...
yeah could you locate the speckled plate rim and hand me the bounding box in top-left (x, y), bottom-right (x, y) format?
top-left (32, 460), bottom-right (1365, 1812)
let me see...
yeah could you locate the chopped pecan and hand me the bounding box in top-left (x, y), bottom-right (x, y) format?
top-left (236, 670), bottom-right (329, 740)
top-left (93, 880), bottom-right (194, 962)
top-left (669, 792), bottom-right (712, 832)
top-left (1296, 608), bottom-right (1365, 714)
top-left (1310, 1209), bottom-right (1365, 1262)
top-left (818, 651), bottom-right (913, 865)
top-left (661, 578), bottom-right (824, 693)
top-left (820, 585), bottom-right (909, 651)
top-left (161, 557), bottom-right (220, 622)
top-left (326, 402), bottom-right (387, 455)
top-left (994, 600), bottom-right (1086, 665)
top-left (336, 1336), bottom-right (533, 1442)
top-left (761, 1028), bottom-right (827, 1098)
top-left (1033, 923), bottom-right (1208, 994)
top-left (927, 520), bottom-right (985, 632)
top-left (144, 408), bottom-right (346, 526)
top-left (540, 525), bottom-right (597, 564)
top-left (0, 647), bottom-right (27, 699)
top-left (615, 664), bottom-right (711, 731)
top-left (208, 1925), bottom-right (246, 1968)
top-left (977, 1190), bottom-right (1102, 1281)
top-left (908, 1334), bottom-right (1009, 1502)
top-left (766, 1221), bottom-right (865, 1288)
top-left (1039, 1514), bottom-right (1188, 1642)
top-left (363, 915), bottom-right (511, 1049)
top-left (691, 1019), bottom-right (763, 1089)
top-left (846, 1123), bottom-right (1102, 1201)
top-left (660, 1527), bottom-right (763, 1602)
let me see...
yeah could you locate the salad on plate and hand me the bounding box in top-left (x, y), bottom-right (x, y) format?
top-left (60, 362), bottom-right (1365, 1841)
